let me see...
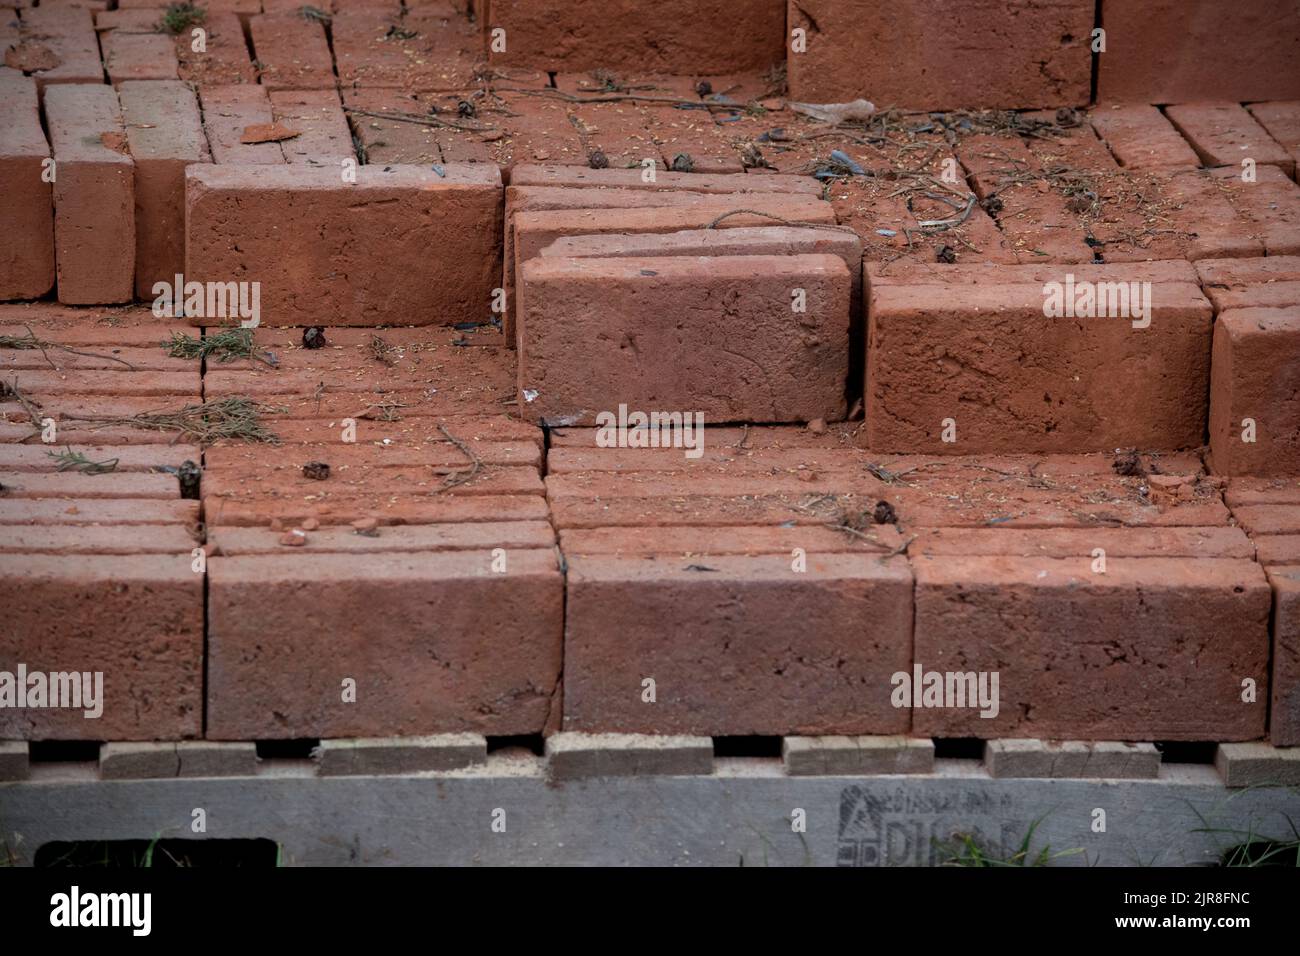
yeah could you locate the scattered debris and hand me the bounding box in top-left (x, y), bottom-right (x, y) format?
top-left (4, 40), bottom-right (60, 73)
top-left (165, 329), bottom-right (276, 366)
top-left (302, 461), bottom-right (330, 481)
top-left (669, 152), bottom-right (695, 173)
top-left (159, 1), bottom-right (205, 35)
top-left (1112, 449), bottom-right (1145, 477)
top-left (436, 424), bottom-right (481, 490)
top-left (351, 517), bottom-right (380, 537)
top-left (61, 397), bottom-right (281, 444)
top-left (936, 244), bottom-right (957, 263)
top-left (177, 460), bottom-right (201, 499)
top-left (279, 528), bottom-right (308, 547)
top-left (588, 149), bottom-right (609, 169)
top-left (789, 99), bottom-right (876, 125)
top-left (366, 334), bottom-right (399, 366)
top-left (872, 500), bottom-right (898, 525)
top-left (302, 327), bottom-right (327, 350)
top-left (239, 123), bottom-right (300, 145)
top-left (47, 447), bottom-right (119, 475)
top-left (0, 327), bottom-right (137, 369)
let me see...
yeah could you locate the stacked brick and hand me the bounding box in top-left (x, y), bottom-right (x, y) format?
top-left (0, 305), bottom-right (204, 741)
top-left (199, 324), bottom-right (562, 740)
top-left (547, 430), bottom-right (1269, 740)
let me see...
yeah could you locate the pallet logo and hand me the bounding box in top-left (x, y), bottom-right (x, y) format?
top-left (594, 404), bottom-right (706, 459)
top-left (0, 663), bottom-right (103, 718)
top-left (50, 886), bottom-right (151, 936)
top-left (1042, 273), bottom-right (1153, 329)
top-left (151, 274), bottom-right (262, 328)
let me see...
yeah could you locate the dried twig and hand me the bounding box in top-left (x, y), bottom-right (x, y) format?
top-left (436, 423), bottom-right (481, 490)
top-left (0, 327), bottom-right (137, 369)
top-left (47, 446), bottom-right (118, 475)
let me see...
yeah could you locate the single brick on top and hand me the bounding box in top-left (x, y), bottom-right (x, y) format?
top-left (44, 83), bottom-right (136, 305)
top-left (0, 69), bottom-right (55, 300)
top-left (248, 12), bottom-right (336, 91)
top-left (184, 163), bottom-right (502, 326)
top-left (517, 253), bottom-right (851, 426)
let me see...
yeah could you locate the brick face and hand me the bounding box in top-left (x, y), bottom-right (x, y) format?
top-left (788, 0), bottom-right (1093, 110)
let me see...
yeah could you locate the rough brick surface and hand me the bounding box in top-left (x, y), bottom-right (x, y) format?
top-left (1166, 102), bottom-right (1295, 177)
top-left (1209, 308), bottom-right (1300, 476)
top-left (866, 276), bottom-right (1214, 454)
top-left (103, 29), bottom-right (178, 85)
top-left (488, 0), bottom-right (786, 74)
top-left (0, 69), bottom-right (54, 299)
top-left (0, 555), bottom-right (203, 740)
top-left (1097, 0), bottom-right (1300, 104)
top-left (788, 0), bottom-right (1093, 110)
top-left (912, 555), bottom-right (1270, 740)
top-left (199, 85), bottom-right (287, 165)
top-left (1090, 105), bottom-right (1201, 170)
top-left (519, 254), bottom-right (850, 426)
top-left (1248, 101), bottom-right (1300, 177)
top-left (185, 164), bottom-right (502, 326)
top-left (782, 735), bottom-right (934, 776)
top-left (7, 6), bottom-right (103, 88)
top-left (119, 80), bottom-right (208, 300)
top-left (331, 7), bottom-right (480, 90)
top-left (1267, 566), bottom-right (1300, 746)
top-left (268, 89), bottom-right (356, 166)
top-left (545, 733), bottom-right (713, 779)
top-left (45, 84), bottom-right (136, 305)
top-left (249, 13), bottom-right (335, 91)
top-left (206, 550), bottom-right (563, 739)
top-left (563, 553), bottom-right (913, 736)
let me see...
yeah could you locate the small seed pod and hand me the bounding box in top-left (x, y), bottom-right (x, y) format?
top-left (177, 460), bottom-right (201, 500)
top-left (302, 326), bottom-right (327, 349)
top-left (302, 461), bottom-right (331, 481)
top-left (588, 149), bottom-right (609, 169)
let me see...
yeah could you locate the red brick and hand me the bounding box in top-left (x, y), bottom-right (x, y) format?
top-left (200, 327), bottom-right (515, 405)
top-left (268, 89), bottom-right (356, 165)
top-left (866, 259), bottom-right (1200, 289)
top-left (541, 226), bottom-right (864, 317)
top-left (0, 443), bottom-right (200, 471)
top-left (509, 164), bottom-right (823, 197)
top-left (103, 29), bottom-right (178, 85)
top-left (912, 555), bottom-right (1270, 740)
top-left (119, 80), bottom-right (208, 300)
top-left (519, 254), bottom-right (850, 426)
top-left (340, 88), bottom-right (458, 165)
top-left (560, 524), bottom-right (893, 557)
top-left (206, 549), bottom-right (563, 738)
top-left (1195, 254), bottom-right (1300, 293)
top-left (1231, 506), bottom-right (1300, 536)
top-left (1166, 102), bottom-right (1295, 177)
top-left (509, 194), bottom-right (835, 340)
top-left (185, 164), bottom-right (503, 327)
top-left (7, 6), bottom-right (103, 89)
top-left (0, 498), bottom-right (199, 525)
top-left (199, 85), bottom-right (286, 165)
top-left (211, 519), bottom-right (554, 555)
top-left (0, 554), bottom-right (202, 740)
top-left (1207, 165), bottom-right (1300, 258)
top-left (248, 12), bottom-right (335, 91)
top-left (562, 552), bottom-right (913, 735)
top-left (0, 524), bottom-right (196, 554)
top-left (488, 0), bottom-right (785, 74)
top-left (0, 472), bottom-right (181, 498)
top-left (956, 133), bottom-right (1095, 263)
top-left (1209, 308), bottom-right (1300, 476)
top-left (1224, 478), bottom-right (1300, 508)
top-left (1258, 537), bottom-right (1300, 567)
top-left (1097, 0), bottom-right (1300, 105)
top-left (1248, 101), bottom-right (1300, 179)
top-left (910, 526), bottom-right (1255, 559)
top-left (331, 7), bottom-right (480, 90)
top-left (788, 0), bottom-right (1092, 110)
top-left (118, 0), bottom-right (258, 12)
top-left (205, 492), bottom-right (549, 528)
top-left (1090, 104), bottom-right (1201, 170)
top-left (1268, 566), bottom-right (1300, 745)
top-left (0, 69), bottom-right (54, 299)
top-left (174, 12), bottom-right (257, 87)
top-left (44, 84), bottom-right (136, 304)
top-left (866, 277), bottom-right (1214, 453)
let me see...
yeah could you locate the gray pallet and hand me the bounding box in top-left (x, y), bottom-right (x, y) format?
top-left (2, 757), bottom-right (1298, 866)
